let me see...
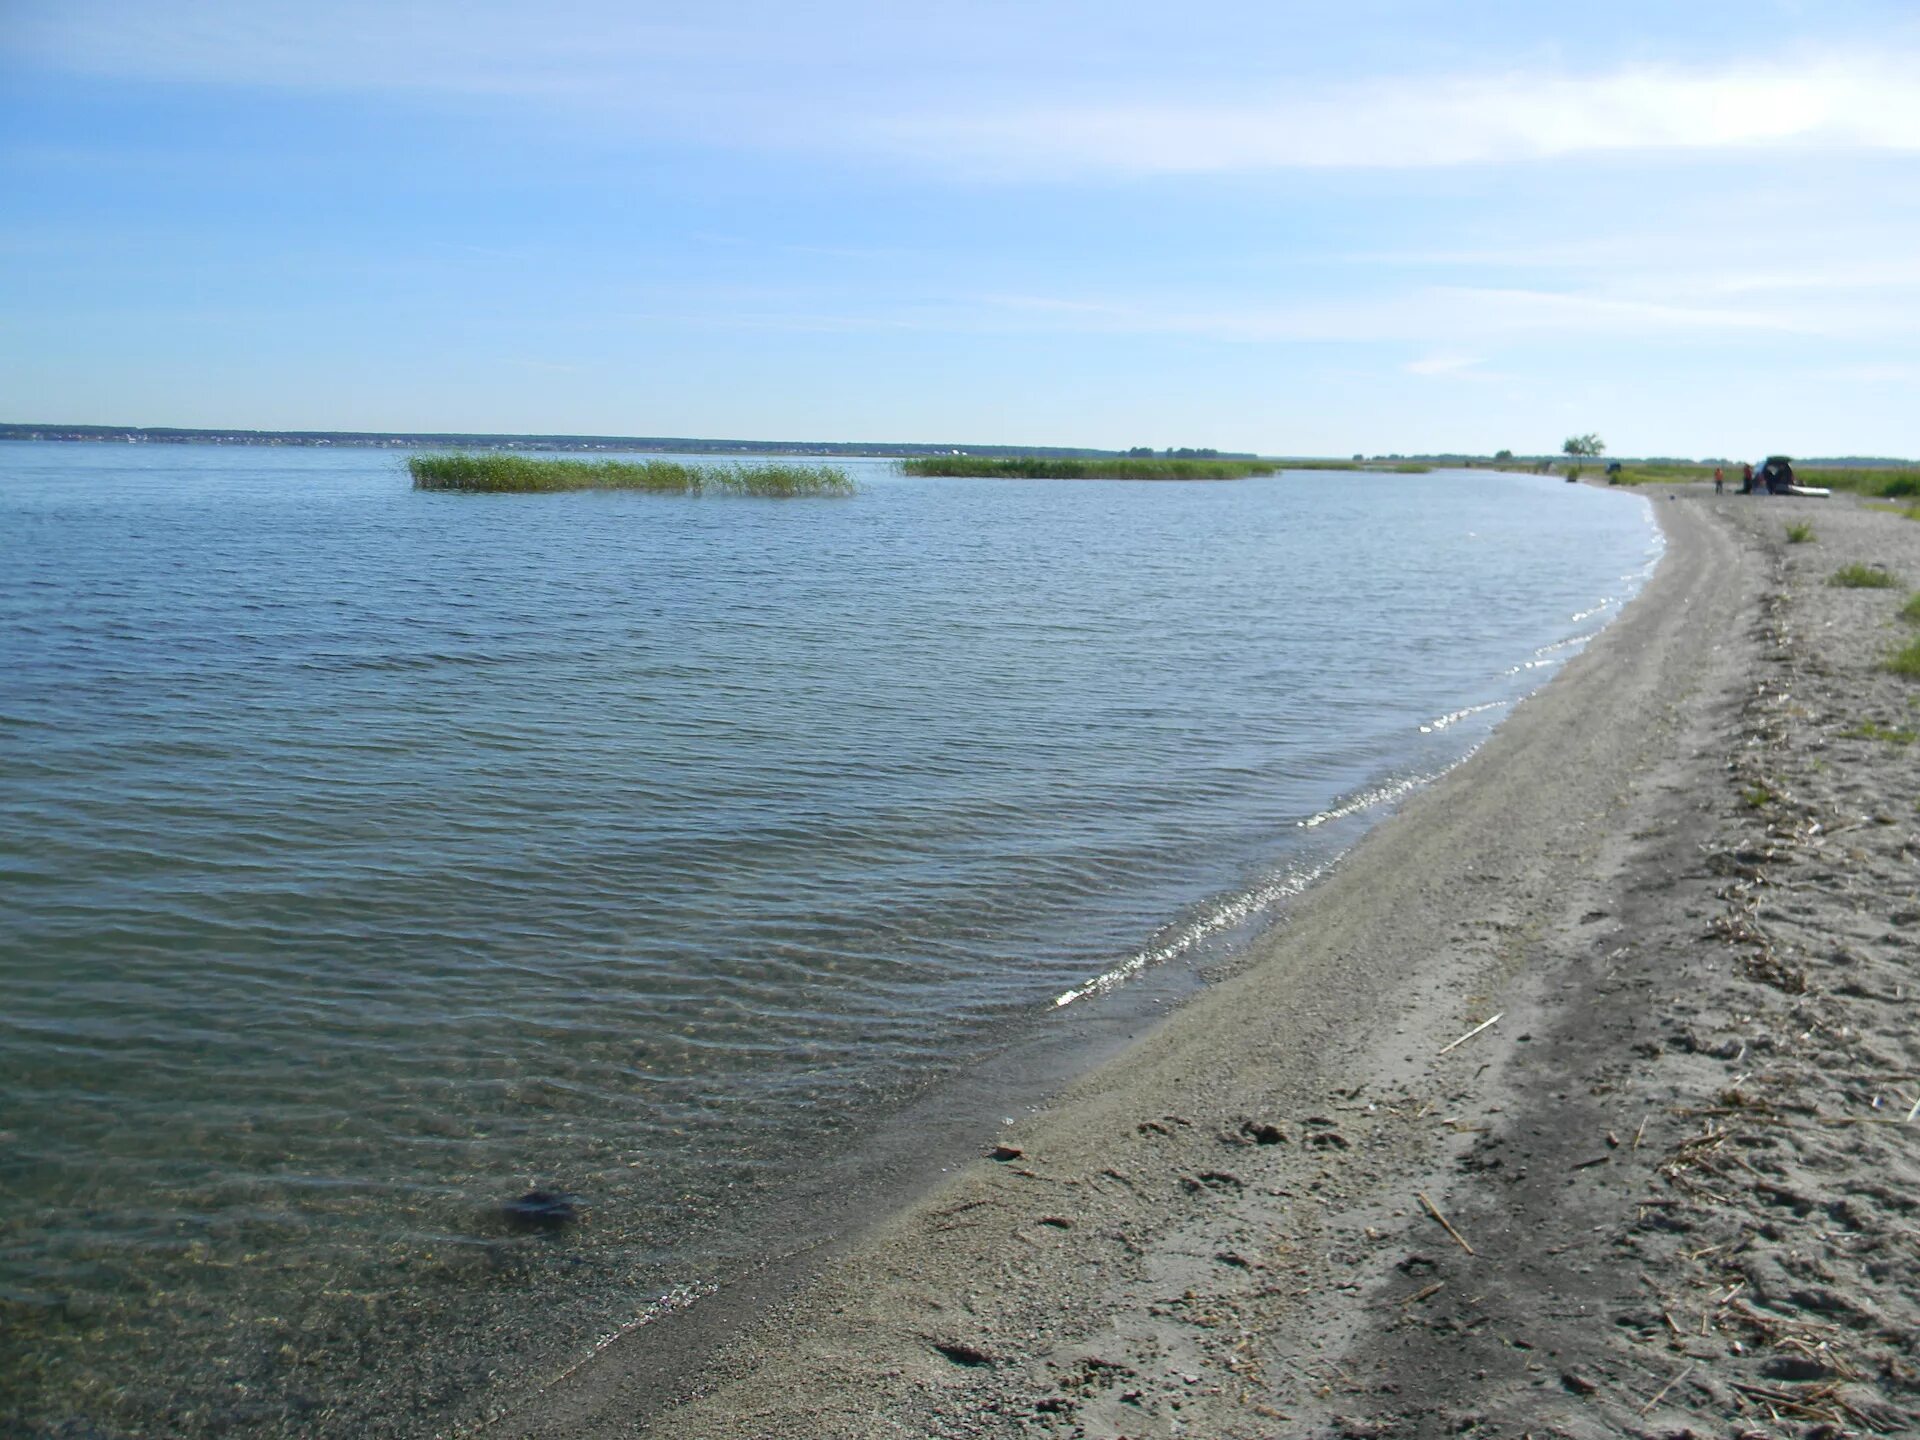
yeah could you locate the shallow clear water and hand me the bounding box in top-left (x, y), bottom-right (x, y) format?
top-left (0, 444), bottom-right (1658, 1435)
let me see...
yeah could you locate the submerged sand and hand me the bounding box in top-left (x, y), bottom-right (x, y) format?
top-left (489, 488), bottom-right (1920, 1438)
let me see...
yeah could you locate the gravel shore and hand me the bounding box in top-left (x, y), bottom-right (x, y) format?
top-left (491, 487), bottom-right (1920, 1439)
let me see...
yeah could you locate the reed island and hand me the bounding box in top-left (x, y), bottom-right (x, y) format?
top-left (408, 453), bottom-right (855, 495)
top-left (901, 455), bottom-right (1280, 479)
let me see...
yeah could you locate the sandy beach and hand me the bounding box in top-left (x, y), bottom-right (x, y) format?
top-left (489, 486), bottom-right (1920, 1439)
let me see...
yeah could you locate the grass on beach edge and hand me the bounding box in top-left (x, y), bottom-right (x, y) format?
top-left (1608, 461), bottom-right (1920, 499)
top-left (409, 453), bottom-right (855, 496)
top-left (1828, 563), bottom-right (1899, 589)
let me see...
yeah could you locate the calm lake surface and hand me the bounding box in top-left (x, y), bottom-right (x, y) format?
top-left (0, 444), bottom-right (1659, 1435)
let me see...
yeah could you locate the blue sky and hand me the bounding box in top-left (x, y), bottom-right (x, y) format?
top-left (4, 1), bottom-right (1918, 456)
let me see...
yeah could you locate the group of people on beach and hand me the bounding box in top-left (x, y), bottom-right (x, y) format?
top-left (1712, 459), bottom-right (1792, 495)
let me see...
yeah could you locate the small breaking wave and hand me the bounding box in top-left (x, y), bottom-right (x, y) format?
top-left (1504, 628), bottom-right (1602, 675)
top-left (1298, 770), bottom-right (1444, 830)
top-left (542, 1279), bottom-right (720, 1392)
top-left (1052, 865), bottom-right (1324, 1009)
top-left (1420, 700), bottom-right (1508, 734)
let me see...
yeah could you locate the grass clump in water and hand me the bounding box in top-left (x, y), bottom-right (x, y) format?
top-left (1903, 593), bottom-right (1920, 623)
top-left (1827, 563), bottom-right (1899, 589)
top-left (902, 456), bottom-right (1279, 480)
top-left (1841, 719), bottom-right (1917, 745)
top-left (409, 453), bottom-right (855, 496)
top-left (1784, 521), bottom-right (1815, 544)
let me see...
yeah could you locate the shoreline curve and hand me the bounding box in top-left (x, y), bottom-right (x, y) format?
top-left (495, 486), bottom-right (1919, 1437)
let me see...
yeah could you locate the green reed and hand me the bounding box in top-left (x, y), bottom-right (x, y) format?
top-left (408, 453), bottom-right (855, 496)
top-left (1791, 467), bottom-right (1919, 497)
top-left (901, 456), bottom-right (1280, 480)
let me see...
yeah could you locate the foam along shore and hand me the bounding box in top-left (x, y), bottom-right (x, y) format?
top-left (407, 453), bottom-right (855, 495)
top-left (499, 485), bottom-right (1920, 1438)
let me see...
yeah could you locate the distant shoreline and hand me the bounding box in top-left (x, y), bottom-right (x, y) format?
top-left (0, 424), bottom-right (1257, 462)
top-left (6, 428), bottom-right (1912, 474)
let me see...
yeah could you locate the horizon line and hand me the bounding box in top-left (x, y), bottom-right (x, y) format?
top-left (3, 423), bottom-right (1914, 468)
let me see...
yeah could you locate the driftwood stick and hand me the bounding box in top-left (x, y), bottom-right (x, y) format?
top-left (1417, 1192), bottom-right (1474, 1255)
top-left (1729, 1382), bottom-right (1873, 1428)
top-left (1638, 1363), bottom-right (1696, 1415)
top-left (1437, 1012), bottom-right (1503, 1055)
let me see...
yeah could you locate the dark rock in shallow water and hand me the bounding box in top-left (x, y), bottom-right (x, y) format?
top-left (501, 1190), bottom-right (580, 1233)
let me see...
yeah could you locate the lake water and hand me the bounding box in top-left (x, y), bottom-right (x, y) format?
top-left (0, 444), bottom-right (1659, 1436)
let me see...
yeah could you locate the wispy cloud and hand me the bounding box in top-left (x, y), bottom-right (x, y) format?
top-left (964, 282), bottom-right (1873, 344)
top-left (1404, 352), bottom-right (1484, 378)
top-left (622, 275), bottom-right (1908, 348)
top-left (2, 2), bottom-right (719, 98)
top-left (1828, 363), bottom-right (1920, 386)
top-left (11, 7), bottom-right (1920, 176)
top-left (1697, 259), bottom-right (1920, 295)
top-left (878, 55), bottom-right (1920, 175)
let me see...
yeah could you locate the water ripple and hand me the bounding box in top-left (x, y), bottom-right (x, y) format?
top-left (0, 445), bottom-right (1658, 1437)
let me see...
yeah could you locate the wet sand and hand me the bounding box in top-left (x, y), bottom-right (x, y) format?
top-left (488, 487), bottom-right (1920, 1438)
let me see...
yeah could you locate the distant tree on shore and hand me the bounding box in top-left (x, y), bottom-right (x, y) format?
top-left (1562, 433), bottom-right (1606, 458)
top-left (1494, 448), bottom-right (1513, 462)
